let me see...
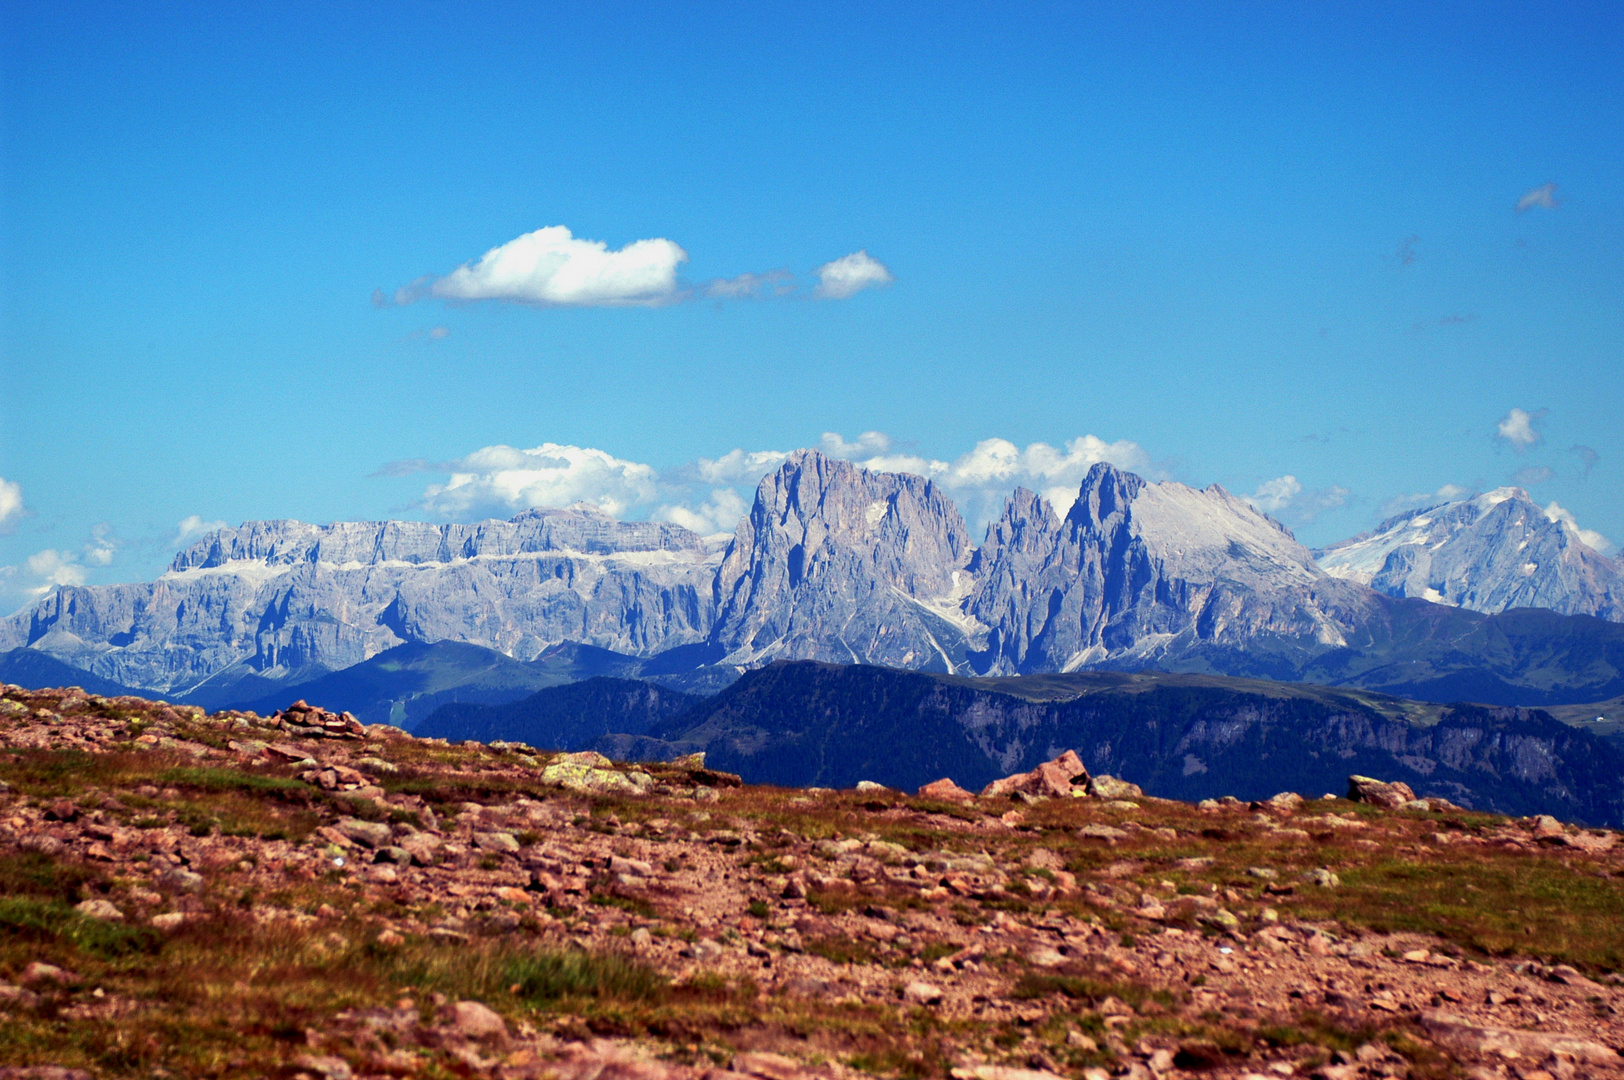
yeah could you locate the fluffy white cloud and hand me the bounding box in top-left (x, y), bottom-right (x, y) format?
top-left (397, 431), bottom-right (1156, 539)
top-left (813, 251), bottom-right (894, 299)
top-left (1496, 407), bottom-right (1546, 451)
top-left (25, 549), bottom-right (87, 591)
top-left (818, 430), bottom-right (1153, 524)
top-left (407, 226), bottom-right (689, 307)
top-left (174, 515), bottom-right (229, 548)
top-left (1245, 475), bottom-right (1350, 525)
top-left (1543, 501), bottom-right (1613, 555)
top-left (653, 488), bottom-right (749, 536)
top-left (688, 449), bottom-right (790, 485)
top-left (417, 443), bottom-right (661, 518)
top-left (1248, 476), bottom-right (1303, 514)
top-left (1516, 183), bottom-right (1559, 212)
top-left (0, 477), bottom-right (23, 533)
top-left (393, 229), bottom-right (894, 308)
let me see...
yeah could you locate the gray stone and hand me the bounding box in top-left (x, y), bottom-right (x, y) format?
top-left (157, 867), bottom-right (203, 893)
top-left (335, 816), bottom-right (393, 848)
top-left (74, 899), bottom-right (124, 921)
top-left (472, 831), bottom-right (521, 854)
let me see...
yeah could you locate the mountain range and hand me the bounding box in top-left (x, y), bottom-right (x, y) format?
top-left (4, 449), bottom-right (1623, 707)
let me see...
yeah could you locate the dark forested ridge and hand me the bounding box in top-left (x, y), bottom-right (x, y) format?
top-left (613, 662), bottom-right (1624, 826)
top-left (414, 676), bottom-right (700, 750)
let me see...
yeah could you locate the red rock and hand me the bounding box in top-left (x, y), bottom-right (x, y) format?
top-left (1418, 1010), bottom-right (1620, 1065)
top-left (916, 778), bottom-right (975, 802)
top-left (1346, 775), bottom-right (1416, 809)
top-left (21, 962), bottom-right (78, 987)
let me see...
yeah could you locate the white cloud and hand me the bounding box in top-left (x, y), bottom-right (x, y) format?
top-left (0, 524), bottom-right (127, 610)
top-left (0, 477), bottom-right (23, 533)
top-left (83, 523), bottom-right (118, 567)
top-left (417, 443), bottom-right (661, 518)
top-left (703, 271), bottom-right (794, 300)
top-left (817, 430), bottom-right (1153, 526)
top-left (813, 251), bottom-right (894, 299)
top-left (819, 431), bottom-right (894, 459)
top-left (1516, 183), bottom-right (1559, 212)
top-left (1543, 501), bottom-right (1613, 555)
top-left (407, 225), bottom-right (689, 307)
top-left (392, 228), bottom-right (893, 308)
top-left (1495, 407), bottom-right (1546, 451)
top-left (25, 549), bottom-right (86, 591)
top-left (174, 515), bottom-right (229, 548)
top-left (689, 449), bottom-right (790, 485)
top-left (1245, 475), bottom-right (1350, 525)
top-left (1380, 483), bottom-right (1472, 517)
top-left (1248, 476), bottom-right (1304, 514)
top-left (653, 488), bottom-right (749, 536)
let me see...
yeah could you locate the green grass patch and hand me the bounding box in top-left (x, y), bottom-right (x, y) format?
top-left (805, 934), bottom-right (878, 966)
top-left (590, 893), bottom-right (657, 919)
top-left (1294, 854), bottom-right (1624, 973)
top-left (1011, 972), bottom-right (1177, 1011)
top-left (504, 948), bottom-right (666, 1006)
top-left (0, 896), bottom-right (160, 959)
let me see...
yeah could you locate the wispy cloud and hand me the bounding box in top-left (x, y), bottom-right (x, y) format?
top-left (814, 251), bottom-right (894, 299)
top-left (0, 477), bottom-right (23, 534)
top-left (173, 515), bottom-right (229, 548)
top-left (1570, 444), bottom-right (1599, 477)
top-left (1516, 183), bottom-right (1559, 212)
top-left (1511, 465), bottom-right (1553, 486)
top-left (702, 271), bottom-right (794, 301)
top-left (1245, 475), bottom-right (1351, 526)
top-left (1379, 483), bottom-right (1472, 517)
top-left (1495, 406), bottom-right (1546, 452)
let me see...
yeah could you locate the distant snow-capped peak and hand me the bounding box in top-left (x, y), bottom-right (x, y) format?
top-left (1314, 487), bottom-right (1621, 619)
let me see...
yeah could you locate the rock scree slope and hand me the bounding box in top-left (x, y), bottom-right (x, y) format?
top-left (3, 682), bottom-right (1624, 1078)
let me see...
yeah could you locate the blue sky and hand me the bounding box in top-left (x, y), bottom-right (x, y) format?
top-left (2, 1), bottom-right (1620, 608)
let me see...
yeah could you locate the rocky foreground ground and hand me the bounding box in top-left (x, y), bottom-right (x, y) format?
top-left (2, 686), bottom-right (1623, 1080)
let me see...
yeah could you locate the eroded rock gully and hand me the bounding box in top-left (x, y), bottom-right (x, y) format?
top-left (0, 684), bottom-right (1621, 1080)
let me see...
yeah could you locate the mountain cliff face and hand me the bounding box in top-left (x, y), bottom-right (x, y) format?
top-left (708, 449), bottom-right (979, 670)
top-left (965, 464), bottom-right (1379, 677)
top-left (0, 507), bottom-right (721, 693)
top-left (1314, 488), bottom-right (1623, 621)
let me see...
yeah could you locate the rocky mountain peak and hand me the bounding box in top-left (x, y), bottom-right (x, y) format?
top-left (1315, 486), bottom-right (1622, 620)
top-left (1064, 461), bottom-right (1148, 530)
top-left (708, 449), bottom-right (978, 669)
